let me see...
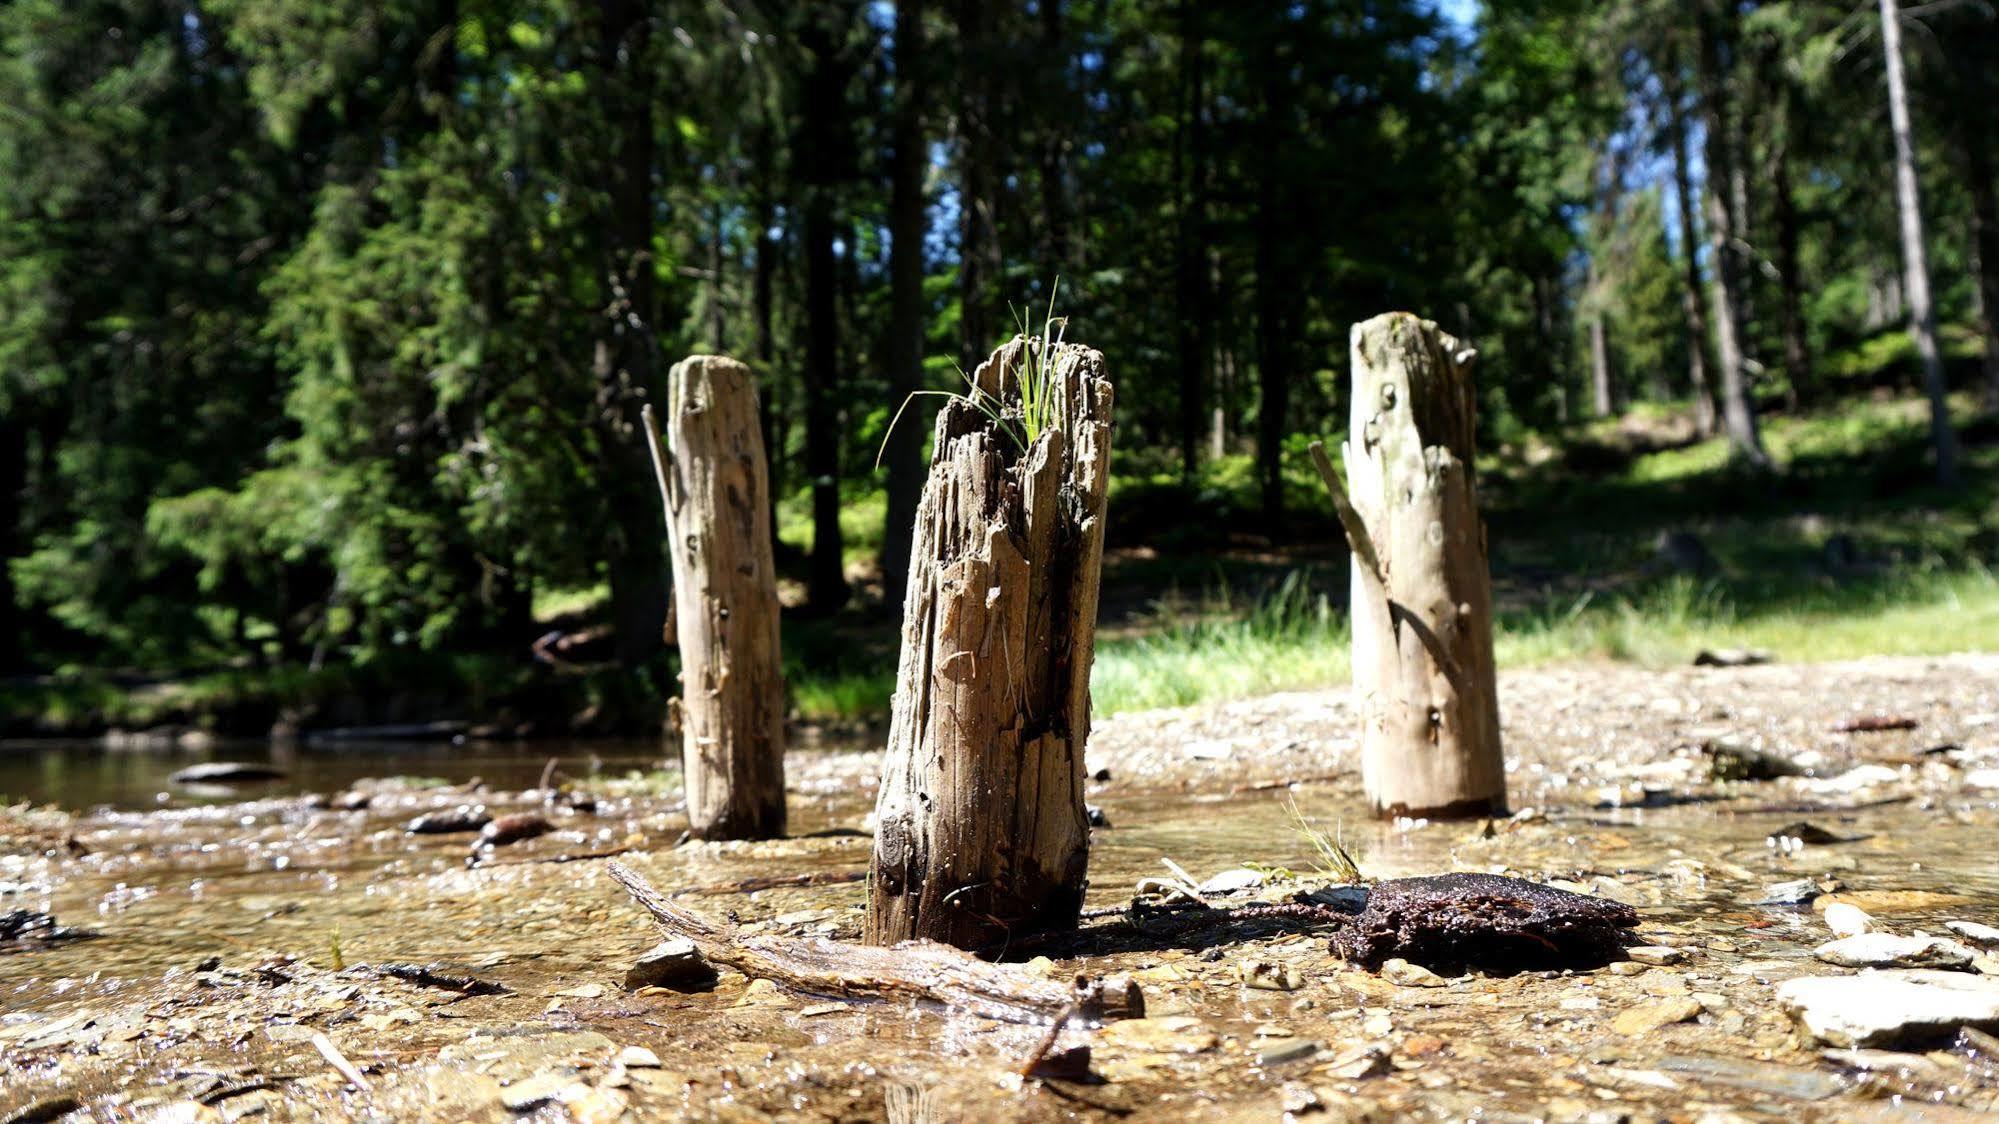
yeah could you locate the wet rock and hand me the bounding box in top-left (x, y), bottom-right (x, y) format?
top-left (499, 1072), bottom-right (569, 1112)
top-left (1767, 821), bottom-right (1857, 848)
top-left (1702, 739), bottom-right (1803, 781)
top-left (1238, 958), bottom-right (1304, 991)
top-left (1099, 1016), bottom-right (1218, 1054)
top-left (1, 1094), bottom-right (82, 1124)
top-left (329, 791), bottom-right (372, 811)
top-left (1611, 997), bottom-right (1702, 1036)
top-left (1024, 1045), bottom-right (1096, 1082)
top-left (406, 805), bottom-right (491, 834)
top-left (1806, 764), bottom-right (1902, 795)
top-left (1325, 1045), bottom-right (1392, 1080)
top-left (1693, 648), bottom-right (1772, 668)
top-left (1777, 970), bottom-right (1999, 1047)
top-left (168, 762), bottom-right (287, 784)
top-left (0, 909), bottom-right (91, 947)
top-left (1756, 877), bottom-right (1837, 906)
top-left (1330, 873), bottom-right (1638, 974)
top-left (479, 813), bottom-right (553, 848)
top-left (1823, 904), bottom-right (1874, 938)
top-left (1813, 933), bottom-right (1977, 970)
top-left (1819, 1048), bottom-right (1942, 1075)
top-left (621, 937), bottom-right (719, 993)
top-left (1945, 920), bottom-right (1999, 947)
top-left (1654, 1055), bottom-right (1844, 1101)
top-left (1815, 889), bottom-right (1971, 914)
top-left (1380, 958), bottom-right (1447, 987)
top-left (1256, 1038), bottom-right (1319, 1066)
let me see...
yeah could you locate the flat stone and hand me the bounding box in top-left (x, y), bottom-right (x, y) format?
top-left (1611, 997), bottom-right (1702, 1036)
top-left (1963, 768), bottom-right (1999, 789)
top-left (1255, 1038), bottom-right (1319, 1066)
top-left (1945, 920), bottom-right (1999, 947)
top-left (1198, 868), bottom-right (1265, 895)
top-left (623, 939), bottom-right (716, 991)
top-left (1806, 764), bottom-right (1902, 794)
top-left (1820, 1047), bottom-right (1942, 1075)
top-left (1815, 889), bottom-right (1972, 914)
top-left (1624, 946), bottom-right (1687, 966)
top-left (1237, 959), bottom-right (1303, 991)
top-left (1099, 1016), bottom-right (1219, 1054)
top-left (499, 1072), bottom-right (568, 1112)
top-left (1776, 970), bottom-right (1999, 1047)
top-left (169, 762), bottom-right (286, 784)
top-left (1813, 933), bottom-right (1977, 970)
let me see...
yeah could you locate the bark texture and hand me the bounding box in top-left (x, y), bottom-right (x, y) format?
top-left (1340, 314), bottom-right (1506, 820)
top-left (649, 356), bottom-right (787, 841)
top-left (867, 337), bottom-right (1114, 950)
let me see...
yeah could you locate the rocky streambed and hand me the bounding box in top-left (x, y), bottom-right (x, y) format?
top-left (4, 653), bottom-right (1999, 1121)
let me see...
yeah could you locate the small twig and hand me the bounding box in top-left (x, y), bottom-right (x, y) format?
top-left (538, 758), bottom-right (559, 792)
top-left (641, 402), bottom-right (675, 516)
top-left (1018, 1001), bottom-right (1077, 1077)
top-left (670, 870), bottom-right (866, 898)
top-left (1307, 441), bottom-right (1389, 603)
top-left (309, 1033), bottom-right (371, 1092)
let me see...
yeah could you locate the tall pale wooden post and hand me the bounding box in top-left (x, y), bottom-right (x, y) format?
top-left (1315, 313), bottom-right (1506, 819)
top-left (866, 336), bottom-right (1114, 949)
top-left (643, 356), bottom-right (787, 841)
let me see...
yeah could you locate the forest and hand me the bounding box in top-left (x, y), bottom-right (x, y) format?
top-left (2, 0), bottom-right (1996, 734)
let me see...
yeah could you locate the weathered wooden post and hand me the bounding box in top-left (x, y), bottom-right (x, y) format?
top-left (866, 335), bottom-right (1114, 949)
top-left (643, 355), bottom-right (787, 841)
top-left (1311, 313), bottom-right (1507, 819)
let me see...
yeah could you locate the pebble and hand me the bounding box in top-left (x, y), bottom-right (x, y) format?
top-left (1755, 879), bottom-right (1826, 906)
top-left (1199, 868), bottom-right (1265, 895)
top-left (1813, 933), bottom-right (1977, 970)
top-left (1380, 958), bottom-right (1448, 988)
top-left (1325, 1045), bottom-right (1391, 1079)
top-left (1776, 969), bottom-right (1999, 1047)
top-left (479, 813), bottom-right (553, 847)
top-left (1822, 903), bottom-right (1873, 939)
top-left (1624, 946), bottom-right (1687, 967)
top-left (1807, 764), bottom-right (1901, 794)
top-left (1963, 768), bottom-right (1999, 789)
top-left (616, 1045), bottom-right (661, 1069)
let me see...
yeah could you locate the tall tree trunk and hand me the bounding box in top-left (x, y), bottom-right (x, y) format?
top-left (799, 8), bottom-right (853, 609)
top-left (881, 0), bottom-right (928, 608)
top-left (1253, 34), bottom-right (1296, 532)
top-left (1694, 1), bottom-right (1771, 469)
top-left (1665, 64), bottom-right (1718, 437)
top-left (1038, 0), bottom-right (1070, 275)
top-left (593, 0), bottom-right (669, 666)
top-left (1173, 2), bottom-right (1211, 481)
top-left (1783, 130), bottom-right (1815, 412)
top-left (0, 412), bottom-right (22, 672)
top-left (1587, 145), bottom-right (1619, 419)
top-left (1878, 0), bottom-right (1959, 485)
top-left (955, 0), bottom-right (998, 372)
top-left (1949, 25), bottom-right (1999, 411)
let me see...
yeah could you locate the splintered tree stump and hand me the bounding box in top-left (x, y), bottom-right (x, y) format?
top-left (866, 335), bottom-right (1114, 949)
top-left (645, 356), bottom-right (786, 841)
top-left (1339, 313), bottom-right (1506, 819)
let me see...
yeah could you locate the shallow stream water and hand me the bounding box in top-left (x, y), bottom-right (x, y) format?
top-left (5, 656), bottom-right (1999, 1121)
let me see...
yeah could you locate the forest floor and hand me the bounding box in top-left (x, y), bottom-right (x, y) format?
top-left (5, 652), bottom-right (1999, 1120)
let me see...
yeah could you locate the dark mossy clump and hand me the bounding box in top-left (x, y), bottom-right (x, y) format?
top-left (1331, 873), bottom-right (1638, 974)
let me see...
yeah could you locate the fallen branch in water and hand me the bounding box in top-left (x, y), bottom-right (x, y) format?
top-left (670, 870), bottom-right (866, 898)
top-left (606, 860), bottom-right (1143, 1025)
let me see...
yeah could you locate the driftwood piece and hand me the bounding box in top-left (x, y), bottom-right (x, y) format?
top-left (1340, 314), bottom-right (1506, 819)
top-left (866, 336), bottom-right (1115, 949)
top-left (607, 861), bottom-right (1142, 1025)
top-left (643, 355), bottom-right (786, 841)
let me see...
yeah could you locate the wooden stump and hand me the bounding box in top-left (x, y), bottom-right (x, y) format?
top-left (1331, 313), bottom-right (1506, 819)
top-left (644, 355), bottom-right (786, 841)
top-left (865, 336), bottom-right (1114, 949)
